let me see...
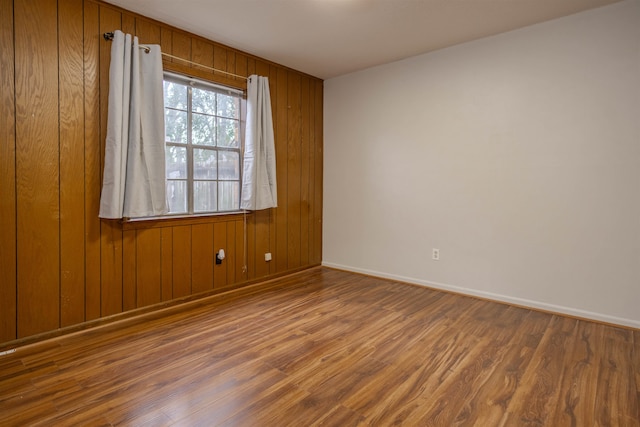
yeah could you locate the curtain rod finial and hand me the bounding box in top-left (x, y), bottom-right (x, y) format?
top-left (103, 32), bottom-right (114, 41)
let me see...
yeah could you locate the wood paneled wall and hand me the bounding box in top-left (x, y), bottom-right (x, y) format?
top-left (0, 0), bottom-right (323, 344)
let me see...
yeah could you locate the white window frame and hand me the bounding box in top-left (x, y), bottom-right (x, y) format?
top-left (163, 71), bottom-right (244, 216)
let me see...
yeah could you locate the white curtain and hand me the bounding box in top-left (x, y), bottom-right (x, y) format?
top-left (240, 75), bottom-right (277, 210)
top-left (99, 30), bottom-right (167, 219)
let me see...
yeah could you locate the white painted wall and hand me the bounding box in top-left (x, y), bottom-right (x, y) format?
top-left (323, 0), bottom-right (640, 328)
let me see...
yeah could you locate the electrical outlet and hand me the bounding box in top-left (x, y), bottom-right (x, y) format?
top-left (432, 248), bottom-right (440, 261)
top-left (265, 252), bottom-right (272, 262)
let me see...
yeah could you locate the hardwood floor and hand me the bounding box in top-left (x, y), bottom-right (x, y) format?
top-left (0, 267), bottom-right (638, 426)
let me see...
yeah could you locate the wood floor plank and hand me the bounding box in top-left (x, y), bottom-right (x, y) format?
top-left (458, 309), bottom-right (552, 426)
top-left (594, 334), bottom-right (639, 426)
top-left (0, 267), bottom-right (638, 426)
top-left (502, 315), bottom-right (580, 426)
top-left (549, 320), bottom-right (602, 426)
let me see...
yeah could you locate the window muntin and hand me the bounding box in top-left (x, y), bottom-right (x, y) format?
top-left (163, 73), bottom-right (242, 215)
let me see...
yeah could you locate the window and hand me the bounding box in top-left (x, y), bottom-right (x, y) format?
top-left (163, 72), bottom-right (243, 215)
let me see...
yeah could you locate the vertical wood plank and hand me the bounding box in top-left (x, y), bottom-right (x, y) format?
top-left (59, 0), bottom-right (86, 327)
top-left (313, 80), bottom-right (324, 265)
top-left (0, 0), bottom-right (17, 342)
top-left (121, 13), bottom-right (135, 35)
top-left (225, 221), bottom-right (237, 285)
top-left (299, 76), bottom-right (310, 267)
top-left (134, 17), bottom-right (161, 44)
top-left (84, 0), bottom-right (101, 321)
top-left (308, 73), bottom-right (316, 265)
top-left (247, 57), bottom-right (256, 74)
top-left (191, 223), bottom-right (213, 293)
top-left (235, 54), bottom-right (248, 79)
top-left (172, 226), bottom-right (192, 298)
top-left (122, 230), bottom-right (136, 311)
top-left (287, 72), bottom-right (302, 270)
top-left (136, 228), bottom-right (162, 307)
top-left (15, 0), bottom-right (60, 337)
top-left (275, 67), bottom-right (289, 273)
top-left (246, 214), bottom-right (256, 280)
top-left (214, 45), bottom-right (227, 78)
top-left (171, 32), bottom-right (191, 63)
top-left (235, 220), bottom-right (246, 282)
top-left (192, 38), bottom-right (213, 73)
top-left (99, 6), bottom-right (124, 317)
top-left (161, 228), bottom-right (173, 301)
top-left (160, 27), bottom-right (172, 56)
top-left (226, 50), bottom-right (236, 78)
top-left (254, 210), bottom-right (270, 279)
top-left (268, 64), bottom-right (279, 274)
top-left (213, 222), bottom-right (227, 288)
top-left (100, 221), bottom-right (123, 316)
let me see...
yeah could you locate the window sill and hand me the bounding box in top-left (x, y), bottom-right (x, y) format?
top-left (120, 211), bottom-right (249, 230)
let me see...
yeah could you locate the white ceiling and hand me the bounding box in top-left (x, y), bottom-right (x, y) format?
top-left (105, 0), bottom-right (622, 80)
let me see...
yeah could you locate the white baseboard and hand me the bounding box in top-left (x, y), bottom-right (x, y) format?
top-left (322, 262), bottom-right (640, 330)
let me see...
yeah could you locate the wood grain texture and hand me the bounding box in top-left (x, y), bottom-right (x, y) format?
top-left (312, 79), bottom-right (323, 265)
top-left (275, 67), bottom-right (289, 273)
top-left (213, 221), bottom-right (227, 288)
top-left (0, 0), bottom-right (17, 343)
top-left (246, 213), bottom-right (257, 280)
top-left (136, 228), bottom-right (162, 307)
top-left (287, 72), bottom-right (302, 270)
top-left (160, 228), bottom-right (173, 301)
top-left (59, 0), bottom-right (86, 328)
top-left (268, 64), bottom-right (279, 275)
top-left (0, 267), bottom-right (637, 426)
top-left (235, 219), bottom-right (247, 282)
top-left (300, 75), bottom-right (311, 267)
top-left (83, 0), bottom-right (102, 322)
top-left (121, 11), bottom-right (134, 35)
top-left (191, 223), bottom-right (214, 293)
top-left (171, 31), bottom-right (191, 63)
top-left (192, 37), bottom-right (213, 71)
top-left (122, 229), bottom-right (136, 310)
top-left (134, 16), bottom-right (160, 44)
top-left (225, 220), bottom-right (238, 284)
top-left (15, 0), bottom-right (61, 337)
top-left (171, 225), bottom-right (192, 298)
top-left (2, 0), bottom-right (322, 345)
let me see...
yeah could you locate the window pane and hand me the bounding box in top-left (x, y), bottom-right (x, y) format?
top-left (194, 181), bottom-right (217, 212)
top-left (165, 109), bottom-right (187, 144)
top-left (194, 148), bottom-right (217, 179)
top-left (217, 118), bottom-right (239, 148)
top-left (192, 112), bottom-right (215, 146)
top-left (166, 146), bottom-right (187, 179)
top-left (192, 87), bottom-right (216, 115)
top-left (167, 180), bottom-right (187, 213)
top-left (218, 181), bottom-right (239, 211)
top-left (163, 81), bottom-right (187, 110)
top-left (218, 150), bottom-right (239, 180)
top-left (163, 73), bottom-right (242, 215)
top-left (217, 93), bottom-right (239, 118)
